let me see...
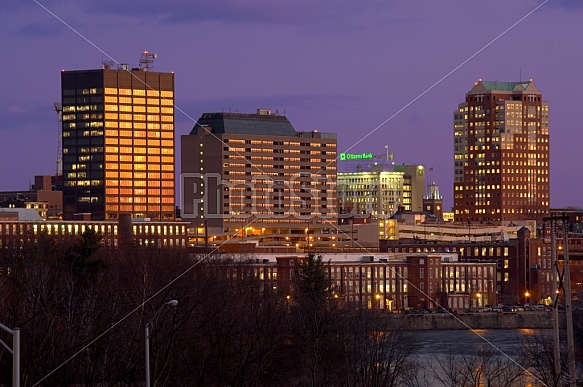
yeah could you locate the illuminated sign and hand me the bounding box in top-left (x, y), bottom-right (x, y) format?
top-left (340, 153), bottom-right (374, 161)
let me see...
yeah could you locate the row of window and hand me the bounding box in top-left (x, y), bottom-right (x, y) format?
top-left (105, 204), bottom-right (175, 211)
top-left (104, 180), bottom-right (173, 189)
top-left (103, 96), bottom-right (173, 105)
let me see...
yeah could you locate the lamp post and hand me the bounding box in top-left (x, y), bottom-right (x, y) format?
top-left (145, 299), bottom-right (178, 387)
top-left (525, 290), bottom-right (530, 305)
top-left (0, 322), bottom-right (19, 387)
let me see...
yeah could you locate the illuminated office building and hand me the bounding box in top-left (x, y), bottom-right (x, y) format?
top-left (337, 170), bottom-right (404, 216)
top-left (337, 164), bottom-right (426, 217)
top-left (394, 164), bottom-right (426, 212)
top-left (181, 109), bottom-right (337, 241)
top-left (453, 80), bottom-right (549, 223)
top-left (61, 67), bottom-right (175, 220)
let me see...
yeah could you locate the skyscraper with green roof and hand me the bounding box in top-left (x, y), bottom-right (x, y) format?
top-left (453, 79), bottom-right (549, 224)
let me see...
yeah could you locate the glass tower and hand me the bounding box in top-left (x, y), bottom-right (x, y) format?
top-left (61, 68), bottom-right (175, 220)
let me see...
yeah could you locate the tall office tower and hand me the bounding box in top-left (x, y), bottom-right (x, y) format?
top-left (181, 109), bottom-right (337, 241)
top-left (453, 80), bottom-right (549, 223)
top-left (61, 66), bottom-right (175, 220)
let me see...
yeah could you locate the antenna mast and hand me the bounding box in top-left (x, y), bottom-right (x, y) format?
top-left (139, 50), bottom-right (158, 72)
top-left (53, 102), bottom-right (63, 176)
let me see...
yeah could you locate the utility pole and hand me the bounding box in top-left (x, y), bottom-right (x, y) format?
top-left (562, 214), bottom-right (576, 386)
top-left (545, 213), bottom-right (577, 385)
top-left (0, 323), bottom-right (19, 387)
top-left (549, 217), bottom-right (561, 378)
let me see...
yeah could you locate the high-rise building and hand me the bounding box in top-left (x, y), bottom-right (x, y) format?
top-left (453, 80), bottom-right (549, 223)
top-left (61, 67), bottom-right (175, 220)
top-left (181, 109), bottom-right (337, 244)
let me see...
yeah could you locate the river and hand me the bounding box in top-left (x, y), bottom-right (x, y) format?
top-left (409, 329), bottom-right (554, 386)
top-left (413, 328), bottom-right (541, 356)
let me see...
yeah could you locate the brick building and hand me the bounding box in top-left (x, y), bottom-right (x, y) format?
top-left (453, 80), bottom-right (550, 223)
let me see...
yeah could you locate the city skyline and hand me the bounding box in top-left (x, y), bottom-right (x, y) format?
top-left (2, 1), bottom-right (583, 211)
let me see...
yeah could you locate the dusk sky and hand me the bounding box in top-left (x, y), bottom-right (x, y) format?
top-left (1, 0), bottom-right (582, 211)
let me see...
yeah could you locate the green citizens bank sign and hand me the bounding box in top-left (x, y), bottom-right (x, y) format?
top-left (340, 153), bottom-right (373, 161)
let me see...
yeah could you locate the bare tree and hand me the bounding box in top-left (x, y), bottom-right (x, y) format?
top-left (168, 256), bottom-right (289, 386)
top-left (432, 344), bottom-right (525, 387)
top-left (341, 311), bottom-right (422, 387)
top-left (519, 331), bottom-right (568, 387)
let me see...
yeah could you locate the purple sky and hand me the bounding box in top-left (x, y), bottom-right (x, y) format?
top-left (1, 0), bottom-right (582, 211)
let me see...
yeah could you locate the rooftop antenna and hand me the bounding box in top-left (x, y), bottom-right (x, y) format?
top-left (139, 50), bottom-right (157, 72)
top-left (53, 102), bottom-right (63, 176)
top-left (102, 59), bottom-right (115, 69)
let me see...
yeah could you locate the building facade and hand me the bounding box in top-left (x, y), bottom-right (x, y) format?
top-left (217, 252), bottom-right (497, 311)
top-left (379, 227), bottom-right (559, 305)
top-left (0, 217), bottom-right (188, 265)
top-left (337, 170), bottom-right (404, 216)
top-left (336, 164), bottom-right (426, 216)
top-left (394, 164), bottom-right (425, 212)
top-left (181, 109), bottom-right (337, 245)
top-left (453, 80), bottom-right (550, 223)
top-left (61, 67), bottom-right (175, 221)
top-left (0, 175), bottom-right (63, 220)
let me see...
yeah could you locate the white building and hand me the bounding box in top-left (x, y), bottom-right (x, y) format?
top-left (337, 170), bottom-right (404, 217)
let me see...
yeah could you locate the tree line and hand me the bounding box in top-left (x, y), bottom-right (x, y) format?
top-left (0, 230), bottom-right (581, 386)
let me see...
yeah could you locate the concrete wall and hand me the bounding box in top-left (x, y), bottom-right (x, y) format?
top-left (389, 311), bottom-right (563, 330)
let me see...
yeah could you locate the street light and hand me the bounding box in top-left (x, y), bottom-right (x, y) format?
top-left (525, 290), bottom-right (530, 305)
top-left (145, 299), bottom-right (178, 387)
top-left (0, 322), bottom-right (19, 387)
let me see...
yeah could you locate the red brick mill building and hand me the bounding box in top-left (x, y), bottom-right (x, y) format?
top-left (217, 252), bottom-right (498, 312)
top-left (191, 223), bottom-right (583, 311)
top-left (381, 227), bottom-right (561, 306)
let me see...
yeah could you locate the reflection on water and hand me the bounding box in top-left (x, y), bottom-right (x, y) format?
top-left (410, 329), bottom-right (551, 387)
top-left (413, 328), bottom-right (542, 356)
